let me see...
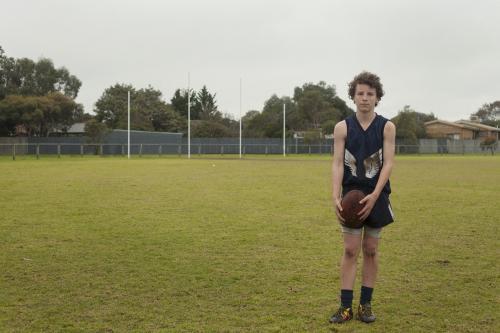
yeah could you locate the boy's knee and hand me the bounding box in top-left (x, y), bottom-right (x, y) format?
top-left (362, 245), bottom-right (377, 258)
top-left (344, 247), bottom-right (359, 259)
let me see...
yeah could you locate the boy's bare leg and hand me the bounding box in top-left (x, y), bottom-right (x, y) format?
top-left (340, 233), bottom-right (362, 289)
top-left (330, 232), bottom-right (362, 323)
top-left (361, 235), bottom-right (379, 288)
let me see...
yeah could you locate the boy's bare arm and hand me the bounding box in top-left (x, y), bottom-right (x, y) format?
top-left (373, 121), bottom-right (396, 197)
top-left (332, 121), bottom-right (347, 222)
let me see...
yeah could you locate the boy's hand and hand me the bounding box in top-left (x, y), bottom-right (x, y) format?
top-left (334, 197), bottom-right (345, 223)
top-left (357, 193), bottom-right (378, 221)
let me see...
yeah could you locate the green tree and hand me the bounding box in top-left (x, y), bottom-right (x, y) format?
top-left (244, 95), bottom-right (296, 138)
top-left (0, 93), bottom-right (19, 136)
top-left (55, 67), bottom-right (82, 99)
top-left (0, 46), bottom-right (17, 99)
top-left (151, 104), bottom-right (185, 133)
top-left (392, 109), bottom-right (417, 143)
top-left (242, 81), bottom-right (353, 138)
top-left (94, 84), bottom-right (133, 129)
top-left (294, 81), bottom-right (334, 130)
top-left (321, 119), bottom-right (337, 136)
top-left (0, 46), bottom-right (81, 99)
top-left (73, 104), bottom-right (92, 122)
top-left (242, 110), bottom-right (260, 124)
top-left (169, 85), bottom-right (239, 137)
top-left (191, 120), bottom-right (233, 138)
top-left (95, 84), bottom-right (184, 133)
top-left (196, 86), bottom-right (221, 120)
top-left (471, 101), bottom-right (500, 126)
top-left (133, 86), bottom-right (169, 130)
top-left (218, 113), bottom-right (239, 137)
top-left (0, 46), bottom-right (85, 136)
top-left (170, 88), bottom-right (200, 119)
top-left (414, 110), bottom-right (437, 138)
top-left (44, 92), bottom-right (81, 134)
top-left (241, 110), bottom-right (261, 137)
top-left (391, 105), bottom-right (436, 143)
top-left (84, 119), bottom-right (110, 143)
top-left (293, 81), bottom-right (354, 133)
top-left (0, 92), bottom-right (79, 136)
top-left (331, 96), bottom-right (355, 121)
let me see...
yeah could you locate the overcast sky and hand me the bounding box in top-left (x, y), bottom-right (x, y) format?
top-left (1, 0), bottom-right (499, 121)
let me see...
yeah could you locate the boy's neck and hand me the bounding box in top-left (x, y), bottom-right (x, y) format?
top-left (355, 110), bottom-right (376, 124)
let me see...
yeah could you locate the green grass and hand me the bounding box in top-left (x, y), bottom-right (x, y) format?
top-left (0, 155), bottom-right (498, 332)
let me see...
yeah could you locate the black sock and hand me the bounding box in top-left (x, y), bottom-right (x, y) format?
top-left (340, 289), bottom-right (353, 308)
top-left (360, 286), bottom-right (373, 305)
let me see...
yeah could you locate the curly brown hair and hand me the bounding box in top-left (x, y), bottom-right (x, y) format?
top-left (348, 71), bottom-right (384, 106)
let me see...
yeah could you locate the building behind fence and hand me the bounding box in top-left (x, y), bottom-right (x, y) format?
top-left (0, 130), bottom-right (498, 157)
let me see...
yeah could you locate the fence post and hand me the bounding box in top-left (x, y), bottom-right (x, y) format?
top-left (36, 145), bottom-right (40, 159)
top-left (57, 144), bottom-right (61, 158)
top-left (243, 145), bottom-right (246, 156)
top-left (198, 145), bottom-right (201, 155)
top-left (308, 145), bottom-right (311, 155)
top-left (80, 145), bottom-right (84, 157)
top-left (265, 145), bottom-right (268, 155)
top-left (178, 145), bottom-right (181, 156)
top-left (121, 144), bottom-right (125, 156)
top-left (158, 145), bottom-right (162, 157)
top-left (139, 144), bottom-right (143, 157)
top-left (12, 144), bottom-right (16, 160)
top-left (221, 145), bottom-right (224, 156)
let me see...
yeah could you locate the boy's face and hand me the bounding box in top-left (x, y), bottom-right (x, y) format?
top-left (353, 84), bottom-right (379, 113)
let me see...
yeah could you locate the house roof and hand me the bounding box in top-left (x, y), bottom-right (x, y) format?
top-left (112, 129), bottom-right (182, 135)
top-left (424, 120), bottom-right (478, 131)
top-left (67, 122), bottom-right (86, 133)
top-left (424, 119), bottom-right (500, 132)
top-left (455, 120), bottom-right (500, 132)
top-left (48, 122), bottom-right (86, 134)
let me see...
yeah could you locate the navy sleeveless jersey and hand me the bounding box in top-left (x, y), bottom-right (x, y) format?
top-left (342, 114), bottom-right (391, 195)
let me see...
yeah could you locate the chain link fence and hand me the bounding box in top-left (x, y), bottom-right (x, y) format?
top-left (0, 141), bottom-right (498, 159)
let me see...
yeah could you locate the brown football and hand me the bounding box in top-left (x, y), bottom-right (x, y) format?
top-left (340, 190), bottom-right (366, 228)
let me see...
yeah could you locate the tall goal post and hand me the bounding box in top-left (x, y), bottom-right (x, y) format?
top-left (239, 78), bottom-right (242, 159)
top-left (127, 90), bottom-right (130, 159)
top-left (187, 72), bottom-right (191, 159)
top-left (283, 103), bottom-right (286, 157)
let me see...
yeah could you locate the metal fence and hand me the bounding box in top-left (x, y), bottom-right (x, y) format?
top-left (0, 141), bottom-right (498, 159)
top-left (0, 143), bottom-right (334, 159)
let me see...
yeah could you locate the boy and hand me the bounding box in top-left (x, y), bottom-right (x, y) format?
top-left (329, 71), bottom-right (396, 324)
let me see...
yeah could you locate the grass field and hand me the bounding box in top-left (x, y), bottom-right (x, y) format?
top-left (0, 155), bottom-right (499, 332)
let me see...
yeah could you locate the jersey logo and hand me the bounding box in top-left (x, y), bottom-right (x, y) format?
top-left (364, 149), bottom-right (383, 179)
top-left (344, 149), bottom-right (357, 177)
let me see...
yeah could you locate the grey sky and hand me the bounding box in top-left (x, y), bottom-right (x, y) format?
top-left (1, 0), bottom-right (499, 121)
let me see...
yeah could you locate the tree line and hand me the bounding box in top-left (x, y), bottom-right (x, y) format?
top-left (0, 46), bottom-right (84, 136)
top-left (1, 46), bottom-right (497, 142)
top-left (90, 80), bottom-right (355, 141)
